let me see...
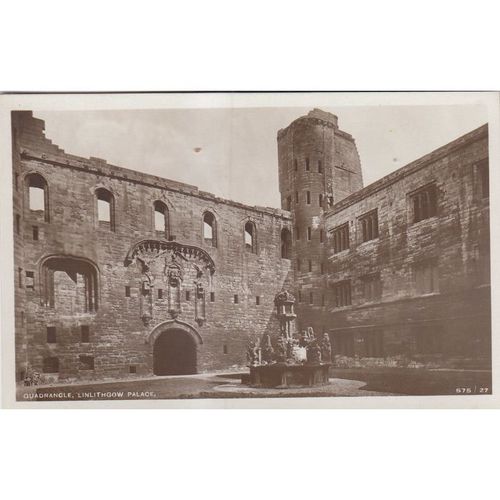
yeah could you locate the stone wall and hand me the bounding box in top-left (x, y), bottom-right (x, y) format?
top-left (12, 111), bottom-right (293, 382)
top-left (324, 125), bottom-right (490, 369)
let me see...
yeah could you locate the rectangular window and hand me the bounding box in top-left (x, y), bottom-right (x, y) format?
top-left (305, 158), bottom-right (310, 171)
top-left (43, 357), bottom-right (59, 373)
top-left (125, 286), bottom-right (131, 297)
top-left (321, 294), bottom-right (325, 306)
top-left (298, 290), bottom-right (302, 302)
top-left (307, 227), bottom-right (311, 241)
top-left (286, 195), bottom-right (292, 211)
top-left (297, 258), bottom-right (301, 271)
top-left (29, 185), bottom-right (45, 211)
top-left (295, 226), bottom-right (300, 240)
top-left (15, 214), bottom-right (20, 235)
top-left (79, 355), bottom-right (95, 370)
top-left (415, 324), bottom-right (443, 354)
top-left (363, 330), bottom-right (384, 357)
top-left (333, 280), bottom-right (352, 307)
top-left (320, 229), bottom-right (324, 243)
top-left (361, 273), bottom-right (382, 302)
top-left (413, 260), bottom-right (439, 295)
top-left (158, 288), bottom-right (163, 299)
top-left (478, 161), bottom-right (489, 199)
top-left (295, 191), bottom-right (299, 204)
top-left (32, 226), bottom-right (39, 241)
top-left (81, 325), bottom-right (90, 343)
top-left (25, 271), bottom-right (34, 290)
top-left (223, 344), bottom-right (228, 354)
top-left (185, 291), bottom-right (190, 301)
top-left (319, 193), bottom-right (323, 207)
top-left (332, 223), bottom-right (350, 253)
top-left (234, 294), bottom-right (239, 304)
top-left (306, 191), bottom-right (311, 205)
top-left (318, 160), bottom-right (323, 173)
top-left (410, 184), bottom-right (437, 223)
top-left (256, 296), bottom-right (260, 305)
top-left (359, 210), bottom-right (379, 242)
top-left (334, 332), bottom-right (354, 357)
top-left (309, 292), bottom-right (313, 305)
top-left (294, 159), bottom-right (298, 171)
top-left (210, 292), bottom-right (215, 302)
top-left (320, 262), bottom-right (325, 274)
top-left (129, 365), bottom-right (137, 374)
top-left (308, 260), bottom-right (312, 272)
top-left (46, 326), bottom-right (56, 344)
top-left (18, 267), bottom-right (22, 288)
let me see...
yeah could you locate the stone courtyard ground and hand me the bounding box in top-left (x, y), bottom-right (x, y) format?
top-left (17, 367), bottom-right (492, 402)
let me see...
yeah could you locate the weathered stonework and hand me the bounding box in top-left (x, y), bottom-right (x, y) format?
top-left (12, 109), bottom-right (491, 383)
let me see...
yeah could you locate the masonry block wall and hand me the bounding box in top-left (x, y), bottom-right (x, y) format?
top-left (324, 125), bottom-right (490, 369)
top-left (12, 111), bottom-right (293, 382)
top-left (277, 109), bottom-right (363, 336)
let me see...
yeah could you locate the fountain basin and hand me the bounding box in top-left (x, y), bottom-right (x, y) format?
top-left (244, 362), bottom-right (331, 388)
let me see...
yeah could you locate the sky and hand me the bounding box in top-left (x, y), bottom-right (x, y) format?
top-left (35, 105), bottom-right (488, 208)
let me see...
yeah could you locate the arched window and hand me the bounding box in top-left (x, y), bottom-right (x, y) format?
top-left (244, 221), bottom-right (257, 254)
top-left (41, 256), bottom-right (99, 313)
top-left (281, 228), bottom-right (292, 259)
top-left (26, 173), bottom-right (49, 221)
top-left (96, 188), bottom-right (115, 231)
top-left (153, 201), bottom-right (169, 238)
top-left (203, 212), bottom-right (217, 247)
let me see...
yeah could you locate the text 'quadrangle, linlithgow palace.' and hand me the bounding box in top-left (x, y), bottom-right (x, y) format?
top-left (12, 109), bottom-right (490, 383)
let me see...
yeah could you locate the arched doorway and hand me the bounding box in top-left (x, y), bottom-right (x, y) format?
top-left (153, 328), bottom-right (197, 375)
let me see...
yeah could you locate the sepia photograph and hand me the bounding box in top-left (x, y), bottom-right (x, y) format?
top-left (1, 92), bottom-right (497, 407)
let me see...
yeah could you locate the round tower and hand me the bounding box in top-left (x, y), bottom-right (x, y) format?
top-left (277, 109), bottom-right (363, 336)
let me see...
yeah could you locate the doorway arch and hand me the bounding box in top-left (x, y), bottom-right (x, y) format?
top-left (153, 328), bottom-right (198, 375)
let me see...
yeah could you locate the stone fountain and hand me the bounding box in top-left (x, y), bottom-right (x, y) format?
top-left (243, 290), bottom-right (332, 388)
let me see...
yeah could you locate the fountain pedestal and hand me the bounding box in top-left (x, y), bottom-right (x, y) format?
top-left (247, 362), bottom-right (331, 388)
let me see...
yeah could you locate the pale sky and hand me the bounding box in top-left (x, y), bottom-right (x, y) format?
top-left (35, 105), bottom-right (487, 208)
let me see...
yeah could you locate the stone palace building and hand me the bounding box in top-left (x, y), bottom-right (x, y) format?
top-left (11, 109), bottom-right (490, 382)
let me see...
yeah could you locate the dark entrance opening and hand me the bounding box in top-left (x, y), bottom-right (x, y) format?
top-left (153, 329), bottom-right (197, 375)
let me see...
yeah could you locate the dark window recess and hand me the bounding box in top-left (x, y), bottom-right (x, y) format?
top-left (15, 173), bottom-right (19, 191)
top-left (295, 191), bottom-right (299, 204)
top-left (18, 268), bottom-right (23, 288)
top-left (32, 226), bottom-right (39, 241)
top-left (307, 227), bottom-right (311, 241)
top-left (361, 273), bottom-right (382, 302)
top-left (185, 291), bottom-right (190, 301)
top-left (286, 195), bottom-right (292, 211)
top-left (154, 200), bottom-right (169, 237)
top-left (319, 194), bottom-right (323, 207)
top-left (318, 160), bottom-right (323, 173)
top-left (256, 296), bottom-right (260, 305)
top-left (157, 288), bottom-right (163, 299)
top-left (129, 365), bottom-right (137, 374)
top-left (81, 325), bottom-right (90, 343)
top-left (297, 258), bottom-right (301, 271)
top-left (96, 188), bottom-right (115, 230)
top-left (306, 191), bottom-right (311, 205)
top-left (321, 294), bottom-right (325, 306)
top-left (332, 223), bottom-right (349, 253)
top-left (234, 294), bottom-right (239, 304)
top-left (359, 210), bottom-right (379, 242)
top-left (410, 184), bottom-right (437, 223)
top-left (244, 221), bottom-right (257, 253)
top-left (478, 161), bottom-right (489, 199)
top-left (223, 344), bottom-right (228, 354)
top-left (125, 286), bottom-right (131, 297)
top-left (320, 229), bottom-right (324, 243)
top-left (335, 332), bottom-right (354, 357)
top-left (281, 228), bottom-right (292, 259)
top-left (46, 326), bottom-right (56, 344)
top-left (79, 355), bottom-right (95, 370)
top-left (333, 281), bottom-right (351, 307)
top-left (298, 290), bottom-right (302, 302)
top-left (308, 260), bottom-right (312, 272)
top-left (210, 292), bottom-right (215, 302)
top-left (15, 214), bottom-right (20, 235)
top-left (414, 260), bottom-right (439, 295)
top-left (363, 330), bottom-right (384, 357)
top-left (415, 324), bottom-right (443, 354)
top-left (305, 158), bottom-right (310, 171)
top-left (25, 271), bottom-right (35, 290)
top-left (295, 226), bottom-right (300, 241)
top-left (43, 357), bottom-right (59, 373)
top-left (309, 292), bottom-right (313, 305)
top-left (294, 159), bottom-right (298, 171)
top-left (320, 262), bottom-right (325, 274)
